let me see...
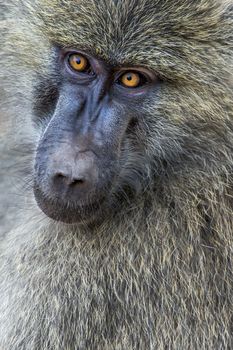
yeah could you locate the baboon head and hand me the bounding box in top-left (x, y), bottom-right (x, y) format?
top-left (18, 0), bottom-right (232, 224)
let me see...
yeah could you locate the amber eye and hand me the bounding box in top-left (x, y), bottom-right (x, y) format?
top-left (119, 71), bottom-right (142, 88)
top-left (68, 53), bottom-right (90, 72)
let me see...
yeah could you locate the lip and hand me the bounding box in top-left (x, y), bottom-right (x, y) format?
top-left (34, 185), bottom-right (105, 224)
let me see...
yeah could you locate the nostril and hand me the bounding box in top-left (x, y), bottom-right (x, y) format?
top-left (53, 172), bottom-right (69, 183)
top-left (70, 178), bottom-right (85, 187)
top-left (53, 172), bottom-right (70, 188)
top-left (56, 172), bottom-right (66, 180)
top-left (53, 172), bottom-right (86, 187)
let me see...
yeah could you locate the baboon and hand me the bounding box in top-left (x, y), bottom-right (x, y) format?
top-left (0, 0), bottom-right (233, 349)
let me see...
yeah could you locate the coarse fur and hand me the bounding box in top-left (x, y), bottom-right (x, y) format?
top-left (0, 0), bottom-right (233, 349)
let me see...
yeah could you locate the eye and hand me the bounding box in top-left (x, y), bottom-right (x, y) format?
top-left (67, 53), bottom-right (91, 73)
top-left (118, 71), bottom-right (147, 88)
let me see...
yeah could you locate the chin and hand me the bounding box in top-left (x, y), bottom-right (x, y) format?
top-left (34, 187), bottom-right (106, 225)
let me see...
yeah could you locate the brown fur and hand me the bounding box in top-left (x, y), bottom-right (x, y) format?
top-left (0, 0), bottom-right (233, 349)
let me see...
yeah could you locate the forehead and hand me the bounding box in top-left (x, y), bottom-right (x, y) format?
top-left (35, 0), bottom-right (180, 65)
top-left (33, 0), bottom-right (224, 70)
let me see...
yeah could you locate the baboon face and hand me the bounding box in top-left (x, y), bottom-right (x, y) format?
top-left (34, 48), bottom-right (159, 224)
top-left (32, 0), bottom-right (230, 224)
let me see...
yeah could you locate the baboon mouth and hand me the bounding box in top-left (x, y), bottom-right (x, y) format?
top-left (33, 186), bottom-right (105, 224)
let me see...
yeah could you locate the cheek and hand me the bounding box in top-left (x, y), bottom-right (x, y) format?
top-left (132, 95), bottom-right (185, 162)
top-left (32, 78), bottom-right (59, 124)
